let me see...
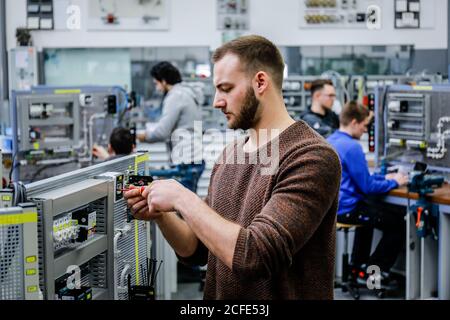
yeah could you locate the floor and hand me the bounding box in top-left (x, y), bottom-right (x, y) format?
top-left (171, 282), bottom-right (405, 300)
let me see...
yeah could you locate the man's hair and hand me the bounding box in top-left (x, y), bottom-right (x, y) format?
top-left (212, 35), bottom-right (285, 90)
top-left (310, 79), bottom-right (334, 97)
top-left (150, 61), bottom-right (182, 85)
top-left (109, 127), bottom-right (135, 155)
top-left (340, 100), bottom-right (370, 126)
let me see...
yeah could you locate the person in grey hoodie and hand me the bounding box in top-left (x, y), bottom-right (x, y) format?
top-left (137, 61), bottom-right (203, 166)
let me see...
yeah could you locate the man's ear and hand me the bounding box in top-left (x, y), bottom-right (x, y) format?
top-left (107, 144), bottom-right (114, 155)
top-left (253, 71), bottom-right (269, 95)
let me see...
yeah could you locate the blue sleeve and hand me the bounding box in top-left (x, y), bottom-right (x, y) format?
top-left (373, 173), bottom-right (386, 180)
top-left (345, 144), bottom-right (399, 195)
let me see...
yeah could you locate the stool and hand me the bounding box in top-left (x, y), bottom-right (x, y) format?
top-left (337, 222), bottom-right (362, 300)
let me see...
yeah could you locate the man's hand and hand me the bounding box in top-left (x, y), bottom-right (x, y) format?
top-left (137, 133), bottom-right (146, 143)
top-left (142, 179), bottom-right (192, 215)
top-left (92, 144), bottom-right (109, 160)
top-left (385, 173), bottom-right (396, 180)
top-left (124, 188), bottom-right (162, 221)
top-left (389, 172), bottom-right (409, 187)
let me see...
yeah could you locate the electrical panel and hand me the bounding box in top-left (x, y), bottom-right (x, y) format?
top-left (27, 0), bottom-right (54, 30)
top-left (300, 0), bottom-right (382, 29)
top-left (87, 0), bottom-right (170, 31)
top-left (217, 0), bottom-right (249, 30)
top-left (29, 178), bottom-right (114, 300)
top-left (0, 203), bottom-right (40, 300)
top-left (0, 189), bottom-right (14, 208)
top-left (8, 47), bottom-right (38, 92)
top-left (25, 153), bottom-right (153, 300)
top-left (282, 77), bottom-right (313, 119)
top-left (395, 0), bottom-right (420, 29)
top-left (375, 85), bottom-right (450, 172)
top-left (10, 86), bottom-right (127, 183)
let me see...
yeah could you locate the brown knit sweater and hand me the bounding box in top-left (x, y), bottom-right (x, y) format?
top-left (179, 121), bottom-right (341, 299)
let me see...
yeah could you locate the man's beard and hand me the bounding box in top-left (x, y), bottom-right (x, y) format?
top-left (230, 86), bottom-right (260, 130)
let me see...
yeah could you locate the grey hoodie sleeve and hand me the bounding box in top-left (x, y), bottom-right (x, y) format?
top-left (145, 93), bottom-right (183, 142)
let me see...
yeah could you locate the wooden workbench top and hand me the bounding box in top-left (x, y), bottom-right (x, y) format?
top-left (388, 183), bottom-right (450, 206)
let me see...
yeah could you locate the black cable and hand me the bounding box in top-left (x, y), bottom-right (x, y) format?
top-left (8, 151), bottom-right (19, 182)
top-left (29, 160), bottom-right (77, 183)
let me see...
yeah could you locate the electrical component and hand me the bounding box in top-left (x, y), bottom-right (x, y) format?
top-left (79, 94), bottom-right (93, 107)
top-left (427, 117), bottom-right (450, 159)
top-left (95, 172), bottom-right (125, 202)
top-left (52, 212), bottom-right (80, 251)
top-left (58, 287), bottom-right (92, 300)
top-left (72, 207), bottom-right (97, 243)
top-left (106, 95), bottom-right (117, 114)
top-left (0, 189), bottom-right (14, 208)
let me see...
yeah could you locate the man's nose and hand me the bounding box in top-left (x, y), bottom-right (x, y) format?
top-left (213, 94), bottom-right (226, 109)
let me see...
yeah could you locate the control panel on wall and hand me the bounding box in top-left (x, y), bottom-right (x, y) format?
top-left (299, 0), bottom-right (382, 29)
top-left (395, 0), bottom-right (420, 28)
top-left (217, 0), bottom-right (249, 30)
top-left (27, 0), bottom-right (54, 30)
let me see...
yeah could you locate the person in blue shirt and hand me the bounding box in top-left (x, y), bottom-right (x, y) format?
top-left (327, 101), bottom-right (408, 283)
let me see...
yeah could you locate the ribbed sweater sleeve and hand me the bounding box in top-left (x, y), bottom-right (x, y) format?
top-left (231, 143), bottom-right (341, 280)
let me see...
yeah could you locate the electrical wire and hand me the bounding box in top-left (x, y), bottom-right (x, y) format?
top-left (8, 151), bottom-right (19, 182)
top-left (29, 160), bottom-right (77, 183)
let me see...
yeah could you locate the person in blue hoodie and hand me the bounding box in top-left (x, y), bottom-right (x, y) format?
top-left (327, 100), bottom-right (408, 283)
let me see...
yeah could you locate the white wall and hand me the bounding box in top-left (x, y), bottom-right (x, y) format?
top-left (6, 0), bottom-right (448, 51)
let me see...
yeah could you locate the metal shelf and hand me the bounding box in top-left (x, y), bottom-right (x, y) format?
top-left (54, 234), bottom-right (108, 278)
top-left (29, 117), bottom-right (74, 126)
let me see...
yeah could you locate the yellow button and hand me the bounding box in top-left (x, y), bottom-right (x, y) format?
top-left (26, 269), bottom-right (37, 276)
top-left (27, 286), bottom-right (38, 293)
top-left (26, 256), bottom-right (37, 263)
top-left (2, 195), bottom-right (11, 201)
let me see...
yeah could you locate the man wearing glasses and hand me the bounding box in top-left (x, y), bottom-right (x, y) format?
top-left (300, 79), bottom-right (339, 138)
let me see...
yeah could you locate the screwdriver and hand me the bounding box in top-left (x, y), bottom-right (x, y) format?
top-left (120, 185), bottom-right (147, 195)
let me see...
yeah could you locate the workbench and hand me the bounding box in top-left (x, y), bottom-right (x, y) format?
top-left (382, 184), bottom-right (450, 300)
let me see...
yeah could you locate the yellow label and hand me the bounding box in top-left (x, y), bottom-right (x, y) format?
top-left (33, 142), bottom-right (40, 150)
top-left (136, 153), bottom-right (149, 165)
top-left (26, 256), bottom-right (37, 263)
top-left (134, 153), bottom-right (149, 173)
top-left (26, 269), bottom-right (37, 276)
top-left (27, 286), bottom-right (38, 293)
top-left (412, 86), bottom-right (433, 91)
top-left (135, 220), bottom-right (140, 285)
top-left (86, 293), bottom-right (92, 300)
top-left (54, 89), bottom-right (81, 94)
top-left (0, 213), bottom-right (37, 226)
top-left (2, 195), bottom-right (11, 201)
